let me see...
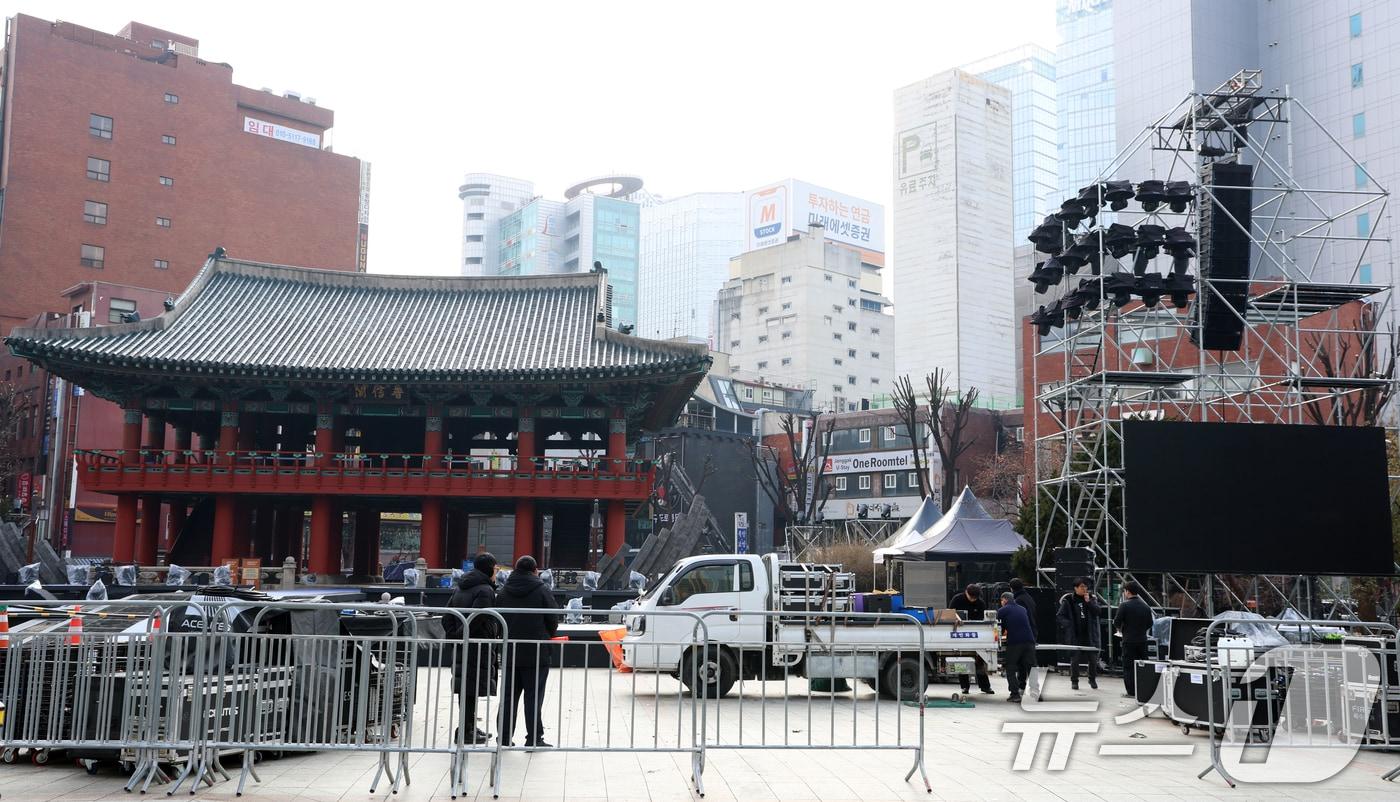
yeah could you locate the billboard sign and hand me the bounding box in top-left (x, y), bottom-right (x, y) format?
top-left (243, 116), bottom-right (321, 149)
top-left (746, 179), bottom-right (884, 253)
top-left (734, 512), bottom-right (749, 554)
top-left (822, 450), bottom-right (919, 475)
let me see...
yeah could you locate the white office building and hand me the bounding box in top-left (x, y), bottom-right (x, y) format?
top-left (637, 192), bottom-right (745, 342)
top-left (458, 173), bottom-right (536, 276)
top-left (892, 70), bottom-right (1016, 403)
top-left (715, 225), bottom-right (894, 413)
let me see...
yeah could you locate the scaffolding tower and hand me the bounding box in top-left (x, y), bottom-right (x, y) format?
top-left (1031, 70), bottom-right (1398, 622)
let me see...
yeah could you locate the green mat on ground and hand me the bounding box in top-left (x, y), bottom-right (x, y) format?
top-left (904, 698), bottom-right (976, 708)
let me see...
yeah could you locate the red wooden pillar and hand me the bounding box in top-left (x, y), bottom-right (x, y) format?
top-left (211, 402), bottom-right (240, 563)
top-left (309, 496), bottom-right (339, 574)
top-left (513, 409), bottom-right (535, 560)
top-left (607, 412), bottom-right (627, 470)
top-left (113, 405), bottom-right (143, 561)
top-left (420, 500), bottom-right (444, 568)
top-left (136, 414), bottom-right (166, 565)
top-left (605, 501), bottom-right (627, 556)
top-left (604, 414), bottom-right (628, 554)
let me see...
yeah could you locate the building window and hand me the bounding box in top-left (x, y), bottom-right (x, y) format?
top-left (465, 257), bottom-right (483, 266)
top-left (833, 358), bottom-right (843, 366)
top-left (83, 200), bottom-right (108, 225)
top-left (781, 302), bottom-right (791, 310)
top-left (1351, 12), bottom-right (1362, 37)
top-left (847, 279), bottom-right (857, 289)
top-left (847, 375), bottom-right (857, 385)
top-left (871, 327), bottom-right (881, 335)
top-left (742, 386), bottom-right (754, 400)
top-left (757, 335), bottom-right (769, 343)
top-left (729, 340), bottom-right (740, 348)
top-left (781, 331), bottom-right (792, 339)
top-left (824, 274), bottom-right (832, 283)
top-left (467, 212), bottom-right (485, 221)
top-left (80, 244), bottom-right (105, 268)
top-left (156, 216), bottom-right (171, 228)
top-left (832, 304), bottom-right (843, 314)
top-left (153, 259), bottom-right (169, 270)
top-left (757, 306), bottom-right (769, 314)
top-left (871, 377), bottom-right (880, 385)
top-left (908, 472), bottom-right (919, 488)
top-left (833, 333), bottom-right (843, 341)
top-left (781, 357), bottom-right (792, 366)
top-left (847, 321), bottom-right (857, 331)
top-left (871, 351), bottom-right (880, 359)
top-left (848, 298), bottom-right (857, 307)
top-left (465, 234), bottom-right (483, 242)
top-left (108, 298), bottom-right (137, 324)
top-left (1353, 113), bottom-right (1365, 138)
top-left (1356, 164), bottom-right (1369, 188)
top-left (163, 92), bottom-right (179, 104)
top-left (859, 428), bottom-right (871, 443)
top-left (781, 275), bottom-right (792, 284)
top-left (835, 476), bottom-right (848, 491)
top-left (858, 475), bottom-right (872, 491)
top-left (162, 134), bottom-right (177, 145)
top-left (1360, 264), bottom-right (1373, 284)
top-left (89, 113), bottom-right (113, 139)
top-left (757, 361), bottom-right (768, 369)
top-left (1358, 213), bottom-right (1370, 238)
top-left (823, 315), bottom-right (833, 326)
top-left (86, 156), bottom-right (110, 182)
top-left (848, 348), bottom-right (857, 358)
top-left (159, 175), bottom-right (174, 187)
top-left (883, 426), bottom-right (897, 441)
top-left (1351, 63), bottom-right (1363, 88)
top-left (884, 474), bottom-right (898, 490)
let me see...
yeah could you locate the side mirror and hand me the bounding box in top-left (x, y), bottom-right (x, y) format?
top-left (659, 589), bottom-right (676, 607)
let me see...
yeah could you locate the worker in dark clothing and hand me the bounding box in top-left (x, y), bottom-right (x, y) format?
top-left (494, 555), bottom-right (560, 748)
top-left (948, 584), bottom-right (994, 695)
top-left (443, 553), bottom-right (500, 744)
top-left (1113, 580), bottom-right (1155, 698)
top-left (996, 591), bottom-right (1036, 703)
top-left (1056, 577), bottom-right (1102, 690)
top-left (1009, 577), bottom-right (1038, 639)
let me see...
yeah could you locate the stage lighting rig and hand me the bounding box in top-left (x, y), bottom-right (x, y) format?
top-left (1164, 181), bottom-right (1193, 213)
top-left (1028, 256), bottom-right (1065, 293)
top-left (1060, 290), bottom-right (1087, 322)
top-left (1075, 277), bottom-right (1104, 312)
top-left (1056, 197), bottom-right (1088, 227)
top-left (1163, 273), bottom-right (1195, 308)
top-left (1102, 223), bottom-right (1137, 259)
top-left (1135, 180), bottom-right (1166, 212)
top-left (1077, 184), bottom-right (1105, 222)
top-left (1135, 272), bottom-right (1165, 307)
top-left (1162, 226), bottom-right (1195, 275)
top-left (1067, 234), bottom-right (1103, 274)
top-left (1030, 301), bottom-right (1066, 337)
top-left (1104, 180), bottom-right (1134, 211)
top-left (1132, 224), bottom-right (1167, 275)
top-left (1029, 214), bottom-right (1067, 254)
top-left (1102, 273), bottom-right (1136, 308)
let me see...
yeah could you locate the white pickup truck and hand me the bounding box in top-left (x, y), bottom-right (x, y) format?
top-left (622, 553), bottom-right (998, 699)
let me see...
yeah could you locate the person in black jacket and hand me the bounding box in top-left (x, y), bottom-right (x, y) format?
top-left (494, 555), bottom-right (560, 748)
top-left (1009, 577), bottom-right (1038, 639)
top-left (1112, 581), bottom-right (1155, 698)
top-left (443, 553), bottom-right (499, 744)
top-left (948, 585), bottom-right (994, 695)
top-left (1056, 578), bottom-right (1102, 690)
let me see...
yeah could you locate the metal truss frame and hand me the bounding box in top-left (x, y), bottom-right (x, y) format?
top-left (1031, 71), bottom-right (1398, 625)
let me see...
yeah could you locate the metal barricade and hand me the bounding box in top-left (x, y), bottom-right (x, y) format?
top-left (1194, 617), bottom-right (1400, 787)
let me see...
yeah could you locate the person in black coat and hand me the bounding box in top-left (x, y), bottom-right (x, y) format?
top-left (494, 555), bottom-right (560, 748)
top-left (1056, 577), bottom-right (1102, 690)
top-left (1112, 581), bottom-right (1155, 698)
top-left (444, 553), bottom-right (500, 744)
top-left (948, 584), bottom-right (994, 695)
top-left (1009, 577), bottom-right (1038, 639)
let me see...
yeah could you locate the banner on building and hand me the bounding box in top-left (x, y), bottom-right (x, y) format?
top-left (745, 179), bottom-right (885, 253)
top-left (822, 450), bottom-right (919, 475)
top-left (243, 116), bottom-right (321, 149)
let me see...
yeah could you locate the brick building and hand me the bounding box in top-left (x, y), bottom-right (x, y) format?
top-left (0, 14), bottom-right (365, 553)
top-left (0, 14), bottom-right (366, 333)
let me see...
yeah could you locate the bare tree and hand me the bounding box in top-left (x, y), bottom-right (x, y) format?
top-left (0, 382), bottom-right (20, 509)
top-left (971, 446), bottom-right (1024, 516)
top-left (890, 375), bottom-right (932, 499)
top-left (741, 411), bottom-right (836, 529)
top-left (926, 368), bottom-right (980, 512)
top-left (1303, 308), bottom-right (1398, 426)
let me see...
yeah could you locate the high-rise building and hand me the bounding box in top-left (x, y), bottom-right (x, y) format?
top-left (458, 173), bottom-right (535, 276)
top-left (461, 174), bottom-right (642, 328)
top-left (893, 70), bottom-right (1016, 403)
top-left (964, 45), bottom-right (1059, 242)
top-left (715, 226), bottom-right (894, 413)
top-left (1056, 0), bottom-right (1116, 200)
top-left (1103, 0), bottom-right (1395, 285)
top-left (0, 14), bottom-right (365, 332)
top-left (637, 192), bottom-right (745, 342)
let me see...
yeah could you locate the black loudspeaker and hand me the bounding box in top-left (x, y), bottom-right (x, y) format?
top-left (1193, 161), bottom-right (1253, 350)
top-left (1052, 547), bottom-right (1094, 593)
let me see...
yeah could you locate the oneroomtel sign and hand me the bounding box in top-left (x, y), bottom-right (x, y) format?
top-left (822, 451), bottom-right (917, 475)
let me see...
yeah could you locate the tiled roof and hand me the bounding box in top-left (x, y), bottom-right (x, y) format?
top-left (7, 257), bottom-right (710, 382)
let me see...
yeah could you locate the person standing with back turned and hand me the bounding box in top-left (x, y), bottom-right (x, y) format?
top-left (996, 591), bottom-right (1036, 703)
top-left (1113, 581), bottom-right (1155, 698)
top-left (494, 555), bottom-right (559, 748)
top-left (443, 552), bottom-right (499, 744)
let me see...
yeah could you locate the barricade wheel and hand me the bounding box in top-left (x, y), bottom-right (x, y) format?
top-left (681, 647), bottom-right (737, 698)
top-left (1, 748), bottom-right (15, 764)
top-left (32, 749), bottom-right (49, 765)
top-left (81, 759), bottom-right (99, 775)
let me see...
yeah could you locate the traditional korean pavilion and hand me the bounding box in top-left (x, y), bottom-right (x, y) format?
top-left (5, 254), bottom-right (709, 575)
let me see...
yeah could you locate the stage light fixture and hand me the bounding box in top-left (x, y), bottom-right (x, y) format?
top-left (1060, 290), bottom-right (1087, 322)
top-left (1029, 214), bottom-right (1066, 254)
top-left (1069, 234), bottom-right (1104, 274)
top-left (1164, 181), bottom-right (1193, 213)
top-left (1104, 180), bottom-right (1134, 211)
top-left (1164, 273), bottom-right (1196, 308)
top-left (1030, 301), bottom-right (1066, 337)
top-left (1077, 184), bottom-right (1105, 222)
top-left (1102, 273), bottom-right (1136, 308)
top-left (1135, 180), bottom-right (1166, 212)
top-left (1056, 197), bottom-right (1087, 227)
top-left (1162, 226), bottom-right (1195, 275)
top-left (1028, 256), bottom-right (1065, 294)
top-left (1135, 272), bottom-right (1165, 307)
top-left (1132, 224), bottom-right (1167, 275)
top-left (1102, 223), bottom-right (1137, 259)
top-left (1076, 277), bottom-right (1104, 312)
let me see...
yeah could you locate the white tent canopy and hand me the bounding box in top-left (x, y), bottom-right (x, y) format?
top-left (873, 487), bottom-right (1016, 564)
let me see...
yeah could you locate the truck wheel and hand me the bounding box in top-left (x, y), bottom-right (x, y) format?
top-left (881, 657), bottom-right (929, 702)
top-left (681, 647), bottom-right (737, 699)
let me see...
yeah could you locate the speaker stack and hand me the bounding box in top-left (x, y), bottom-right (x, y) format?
top-left (1192, 162), bottom-right (1254, 351)
top-left (1052, 546), bottom-right (1095, 594)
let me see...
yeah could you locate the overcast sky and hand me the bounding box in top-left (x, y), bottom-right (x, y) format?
top-left (17, 0), bottom-right (1056, 275)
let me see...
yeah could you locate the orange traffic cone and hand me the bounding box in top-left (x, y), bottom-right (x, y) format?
top-left (0, 604), bottom-right (9, 649)
top-left (67, 605), bottom-right (83, 646)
